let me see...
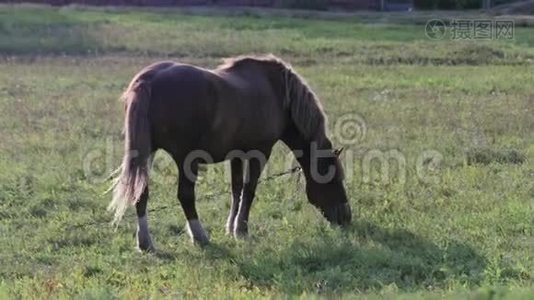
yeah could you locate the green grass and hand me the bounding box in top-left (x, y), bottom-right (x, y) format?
top-left (0, 4), bottom-right (533, 299)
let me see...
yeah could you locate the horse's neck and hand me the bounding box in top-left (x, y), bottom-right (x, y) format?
top-left (289, 135), bottom-right (333, 178)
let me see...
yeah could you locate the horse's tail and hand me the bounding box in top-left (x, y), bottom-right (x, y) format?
top-left (108, 77), bottom-right (153, 225)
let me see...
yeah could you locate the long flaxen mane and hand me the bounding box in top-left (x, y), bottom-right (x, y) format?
top-left (219, 55), bottom-right (328, 143)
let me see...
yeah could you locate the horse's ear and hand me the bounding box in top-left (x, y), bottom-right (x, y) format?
top-left (334, 147), bottom-right (344, 157)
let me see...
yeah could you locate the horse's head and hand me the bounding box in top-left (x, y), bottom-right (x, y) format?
top-left (305, 148), bottom-right (352, 227)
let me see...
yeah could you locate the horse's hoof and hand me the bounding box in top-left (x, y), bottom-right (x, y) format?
top-left (136, 233), bottom-right (155, 253)
top-left (233, 228), bottom-right (249, 240)
top-left (226, 216), bottom-right (236, 235)
top-left (186, 219), bottom-right (210, 245)
top-left (190, 230), bottom-right (210, 246)
top-left (192, 235), bottom-right (210, 246)
top-left (136, 243), bottom-right (156, 253)
top-left (225, 225), bottom-right (234, 236)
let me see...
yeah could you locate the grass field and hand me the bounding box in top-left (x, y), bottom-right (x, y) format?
top-left (0, 4), bottom-right (533, 299)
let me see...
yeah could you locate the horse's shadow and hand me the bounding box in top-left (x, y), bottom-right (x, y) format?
top-left (152, 220), bottom-right (490, 293)
top-left (229, 220), bottom-right (488, 293)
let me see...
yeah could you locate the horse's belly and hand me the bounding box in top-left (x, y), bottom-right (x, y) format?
top-left (198, 133), bottom-right (278, 163)
top-left (196, 120), bottom-right (282, 163)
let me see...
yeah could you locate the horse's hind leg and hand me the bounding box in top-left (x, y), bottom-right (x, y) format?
top-left (178, 165), bottom-right (209, 244)
top-left (136, 187), bottom-right (155, 252)
top-left (226, 158), bottom-right (244, 235)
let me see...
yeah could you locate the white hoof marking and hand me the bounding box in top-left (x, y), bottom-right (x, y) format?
top-left (186, 219), bottom-right (209, 244)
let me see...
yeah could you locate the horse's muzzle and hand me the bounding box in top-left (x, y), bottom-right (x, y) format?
top-left (325, 203), bottom-right (352, 227)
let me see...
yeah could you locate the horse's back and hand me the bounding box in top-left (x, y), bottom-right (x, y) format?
top-left (147, 62), bottom-right (286, 161)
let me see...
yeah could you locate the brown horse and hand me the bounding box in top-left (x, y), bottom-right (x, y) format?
top-left (109, 55), bottom-right (351, 252)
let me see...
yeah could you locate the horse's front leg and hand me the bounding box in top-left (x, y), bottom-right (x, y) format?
top-left (178, 165), bottom-right (209, 245)
top-left (233, 152), bottom-right (270, 239)
top-left (226, 158), bottom-right (244, 235)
